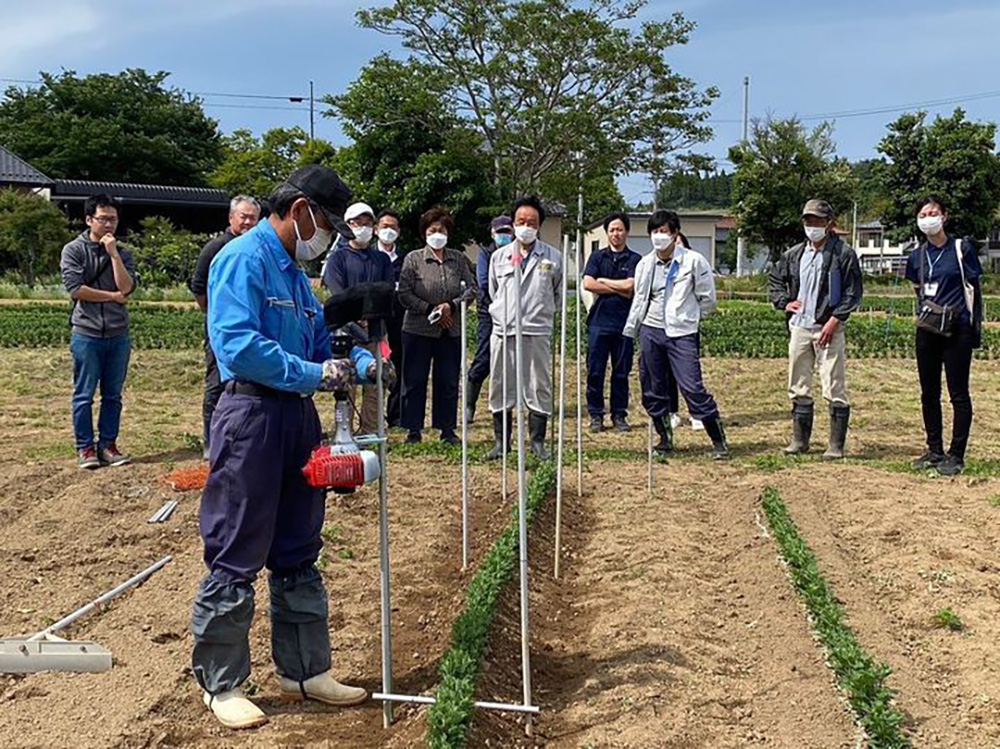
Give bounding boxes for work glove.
[366,358,397,390]
[317,358,356,392]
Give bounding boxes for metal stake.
[375,329,394,727]
[501,282,509,500]
[575,235,583,498]
[555,236,569,579]
[460,282,469,571]
[647,418,654,496]
[512,251,533,729]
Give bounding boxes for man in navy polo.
[191,165,381,731]
[583,211,642,432]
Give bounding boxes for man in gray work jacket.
[768,199,863,459]
[60,194,138,469]
[486,195,562,461]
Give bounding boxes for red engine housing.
[302,449,365,490]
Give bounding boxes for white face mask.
[650,232,675,252]
[918,215,944,236]
[294,204,332,262]
[514,225,538,245]
[351,225,374,245]
[378,227,399,246]
[804,225,827,243]
[426,232,448,250]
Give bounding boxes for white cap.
[344,202,375,222]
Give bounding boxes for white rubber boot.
[203,688,268,730]
[279,670,368,707]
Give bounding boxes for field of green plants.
[3,299,999,359]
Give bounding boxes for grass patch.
[761,486,910,748]
[932,608,965,632]
[427,460,557,749]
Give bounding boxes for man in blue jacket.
[191,165,380,731]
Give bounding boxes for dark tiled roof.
[0,146,53,186]
[52,179,228,207]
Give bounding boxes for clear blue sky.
[4,0,1000,203]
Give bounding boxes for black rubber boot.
[465,379,484,424]
[651,415,673,456]
[528,411,551,461]
[784,402,814,455]
[702,414,731,461]
[485,411,510,461]
[822,405,850,460]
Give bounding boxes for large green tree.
[357,0,716,199]
[0,69,223,186]
[729,118,855,261]
[326,55,498,249]
[0,190,72,286]
[209,126,337,200]
[878,109,1000,242]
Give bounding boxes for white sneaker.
[669,413,681,430]
[691,418,704,431]
[279,670,368,707]
[203,688,268,730]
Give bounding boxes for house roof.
[51,179,229,207]
[0,146,54,186]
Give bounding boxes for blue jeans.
[70,332,132,450]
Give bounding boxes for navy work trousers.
[191,388,332,694]
[638,326,719,421]
[586,327,634,418]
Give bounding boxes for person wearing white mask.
[768,199,863,459]
[905,195,983,476]
[322,201,394,434]
[193,166,376,730]
[623,210,728,459]
[486,195,563,460]
[376,209,405,427]
[397,207,476,445]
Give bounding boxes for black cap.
[285,165,353,237]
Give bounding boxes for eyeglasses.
[90,215,118,224]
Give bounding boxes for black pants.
[386,314,403,427]
[916,326,974,459]
[202,339,224,449]
[586,328,633,418]
[401,331,460,434]
[469,306,492,385]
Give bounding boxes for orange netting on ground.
[163,465,210,492]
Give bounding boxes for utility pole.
[309,80,315,141]
[735,75,750,277]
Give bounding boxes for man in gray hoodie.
[60,194,137,469]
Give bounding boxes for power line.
[201,102,309,112]
[0,76,308,103]
[709,88,1000,125]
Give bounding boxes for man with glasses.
[60,194,137,469]
[189,195,261,459]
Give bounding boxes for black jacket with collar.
[768,235,863,325]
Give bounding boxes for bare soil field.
[0,350,998,747]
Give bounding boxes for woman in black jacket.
[906,196,983,476]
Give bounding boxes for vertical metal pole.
[309,80,315,141]
[554,236,569,579]
[512,252,532,729]
[375,326,393,727]
[575,232,583,499]
[736,75,749,277]
[501,282,509,499]
[647,417,653,496]
[460,282,469,571]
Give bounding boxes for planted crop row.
[427,460,557,749]
[0,303,203,348]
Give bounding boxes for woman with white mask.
[397,207,476,445]
[906,195,983,476]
